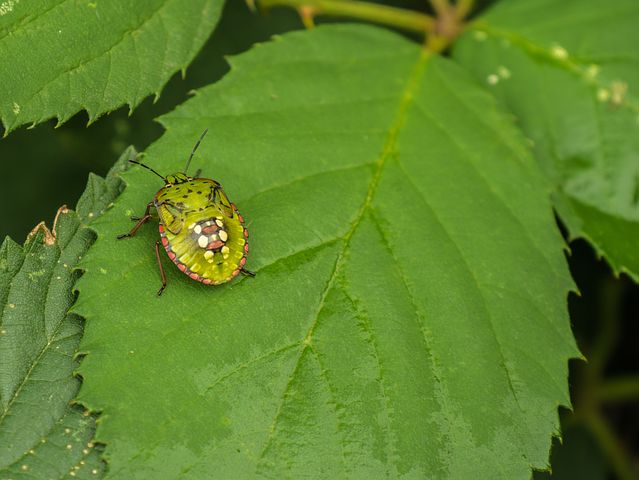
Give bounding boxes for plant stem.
[598,376,639,403]
[455,0,475,19]
[429,0,450,16]
[583,412,637,480]
[254,0,436,35]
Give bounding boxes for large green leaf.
[0,148,131,479]
[0,0,224,135]
[75,25,578,478]
[453,0,639,282]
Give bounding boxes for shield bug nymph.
[117,129,254,295]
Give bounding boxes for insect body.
[117,130,254,295]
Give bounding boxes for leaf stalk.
[252,0,436,36]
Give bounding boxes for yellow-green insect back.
[117,130,254,295]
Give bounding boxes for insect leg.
[155,241,167,296]
[117,202,154,239]
[240,268,256,277]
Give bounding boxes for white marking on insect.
[218,230,228,242]
[215,219,224,228]
[194,225,202,234]
[198,235,208,248]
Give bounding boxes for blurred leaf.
[0,148,132,479]
[453,0,639,282]
[75,25,577,478]
[0,0,225,135]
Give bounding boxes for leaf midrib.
[0,224,78,428]
[254,48,432,471]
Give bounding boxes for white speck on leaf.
[551,44,568,60]
[610,81,628,106]
[473,30,487,41]
[0,0,19,16]
[487,74,499,85]
[597,88,611,102]
[497,66,511,79]
[12,102,20,114]
[99,267,107,274]
[585,64,600,79]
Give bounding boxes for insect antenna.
[129,159,166,182]
[184,128,209,175]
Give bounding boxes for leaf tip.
[26,205,72,246]
[27,221,56,246]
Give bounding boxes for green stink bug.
[117,130,254,295]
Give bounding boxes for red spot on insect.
[243,229,249,238]
[238,215,245,223]
[232,269,240,277]
[207,240,224,250]
[178,263,187,272]
[206,240,224,250]
[159,225,165,233]
[203,278,212,285]
[161,237,169,247]
[168,252,176,261]
[240,257,247,267]
[189,272,199,280]
[244,243,249,253]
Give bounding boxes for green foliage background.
[1,1,638,479]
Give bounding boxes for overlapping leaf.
[454,0,639,281]
[0,148,131,479]
[0,0,224,135]
[74,25,578,478]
